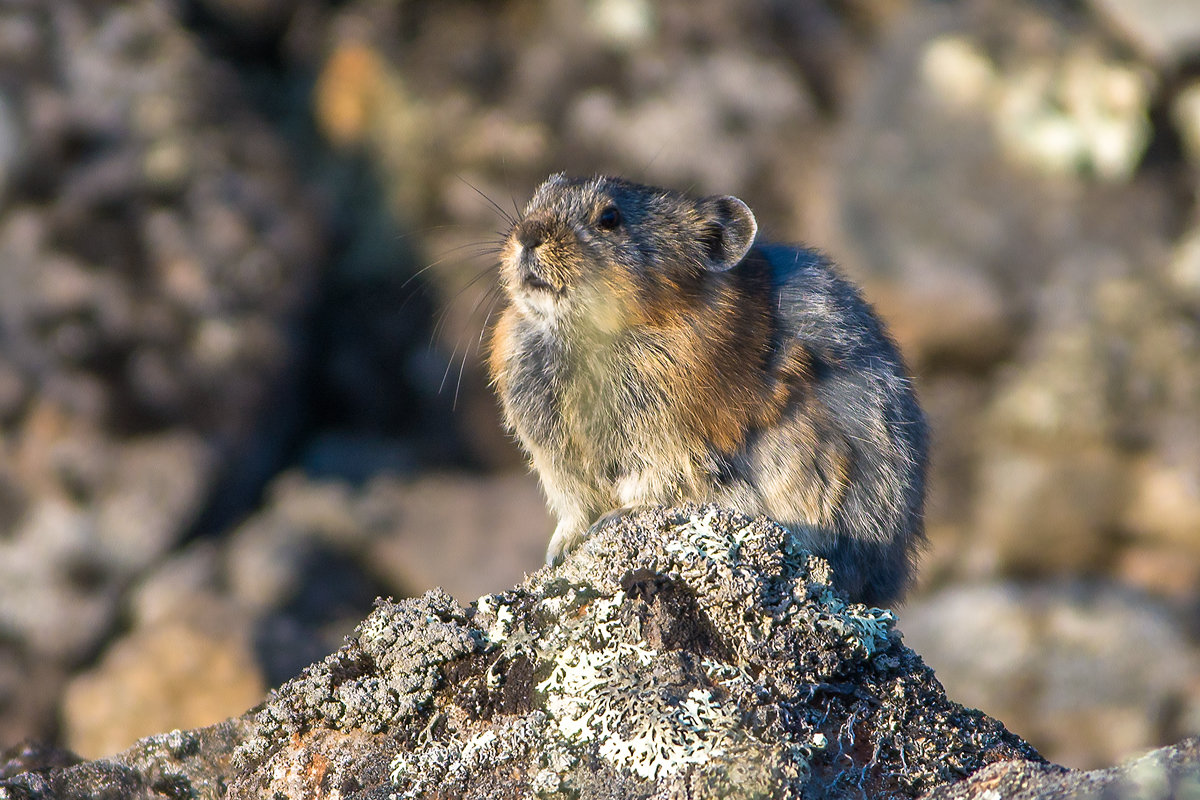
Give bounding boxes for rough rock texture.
[0,721,253,800]
[52,469,548,759]
[0,507,1041,799]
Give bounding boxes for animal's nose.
[516,218,549,250]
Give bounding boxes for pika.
[488,174,928,606]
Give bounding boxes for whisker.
[476,287,503,349]
[445,282,506,409]
[456,286,507,408]
[400,240,502,291]
[430,261,502,343]
[438,334,461,396]
[456,174,516,226]
[451,291,504,410]
[452,339,472,410]
[398,246,501,320]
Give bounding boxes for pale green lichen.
[530,507,895,786]
[669,506,897,659]
[665,506,759,563]
[811,586,897,658]
[534,593,744,782]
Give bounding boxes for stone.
[0,0,322,750]
[61,620,265,760]
[901,583,1200,769]
[362,472,550,602]
[0,506,1042,799]
[920,739,1200,800]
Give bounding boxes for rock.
[0,89,21,206]
[61,620,266,760]
[0,506,1042,799]
[920,738,1200,800]
[72,467,548,734]
[0,721,255,800]
[901,583,1200,769]
[921,31,1155,182]
[1087,0,1200,66]
[0,653,67,756]
[10,506,1200,797]
[837,2,1197,602]
[968,447,1128,577]
[224,469,549,608]
[0,510,1041,796]
[0,741,80,782]
[361,472,551,603]
[193,0,303,39]
[1167,221,1200,306]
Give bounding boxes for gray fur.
[489,175,929,606]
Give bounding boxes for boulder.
[0,506,1040,799]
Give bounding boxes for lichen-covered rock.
[283,504,1038,799]
[0,506,1037,800]
[0,721,252,800]
[9,504,1200,798]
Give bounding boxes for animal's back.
[756,244,929,604]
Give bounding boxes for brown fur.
[488,174,927,605]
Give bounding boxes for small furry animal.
[488,174,928,606]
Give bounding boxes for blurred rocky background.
[1,0,1199,774]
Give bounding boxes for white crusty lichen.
[389,714,557,799]
[389,506,903,797]
[809,582,897,658]
[665,506,759,563]
[535,590,743,781]
[474,593,515,645]
[670,506,897,659]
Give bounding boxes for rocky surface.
[0,507,1042,799]
[56,469,547,758]
[921,738,1200,800]
[2,0,1200,775]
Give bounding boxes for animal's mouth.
[515,255,561,294]
[507,237,565,302]
[521,271,555,292]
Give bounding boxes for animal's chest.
[507,335,688,475]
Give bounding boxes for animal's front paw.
[545,508,639,566]
[545,520,587,567]
[586,506,636,536]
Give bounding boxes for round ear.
[697,195,758,272]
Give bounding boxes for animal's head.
[501,174,757,332]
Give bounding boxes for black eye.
[597,204,621,231]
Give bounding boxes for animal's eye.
[597,204,621,231]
